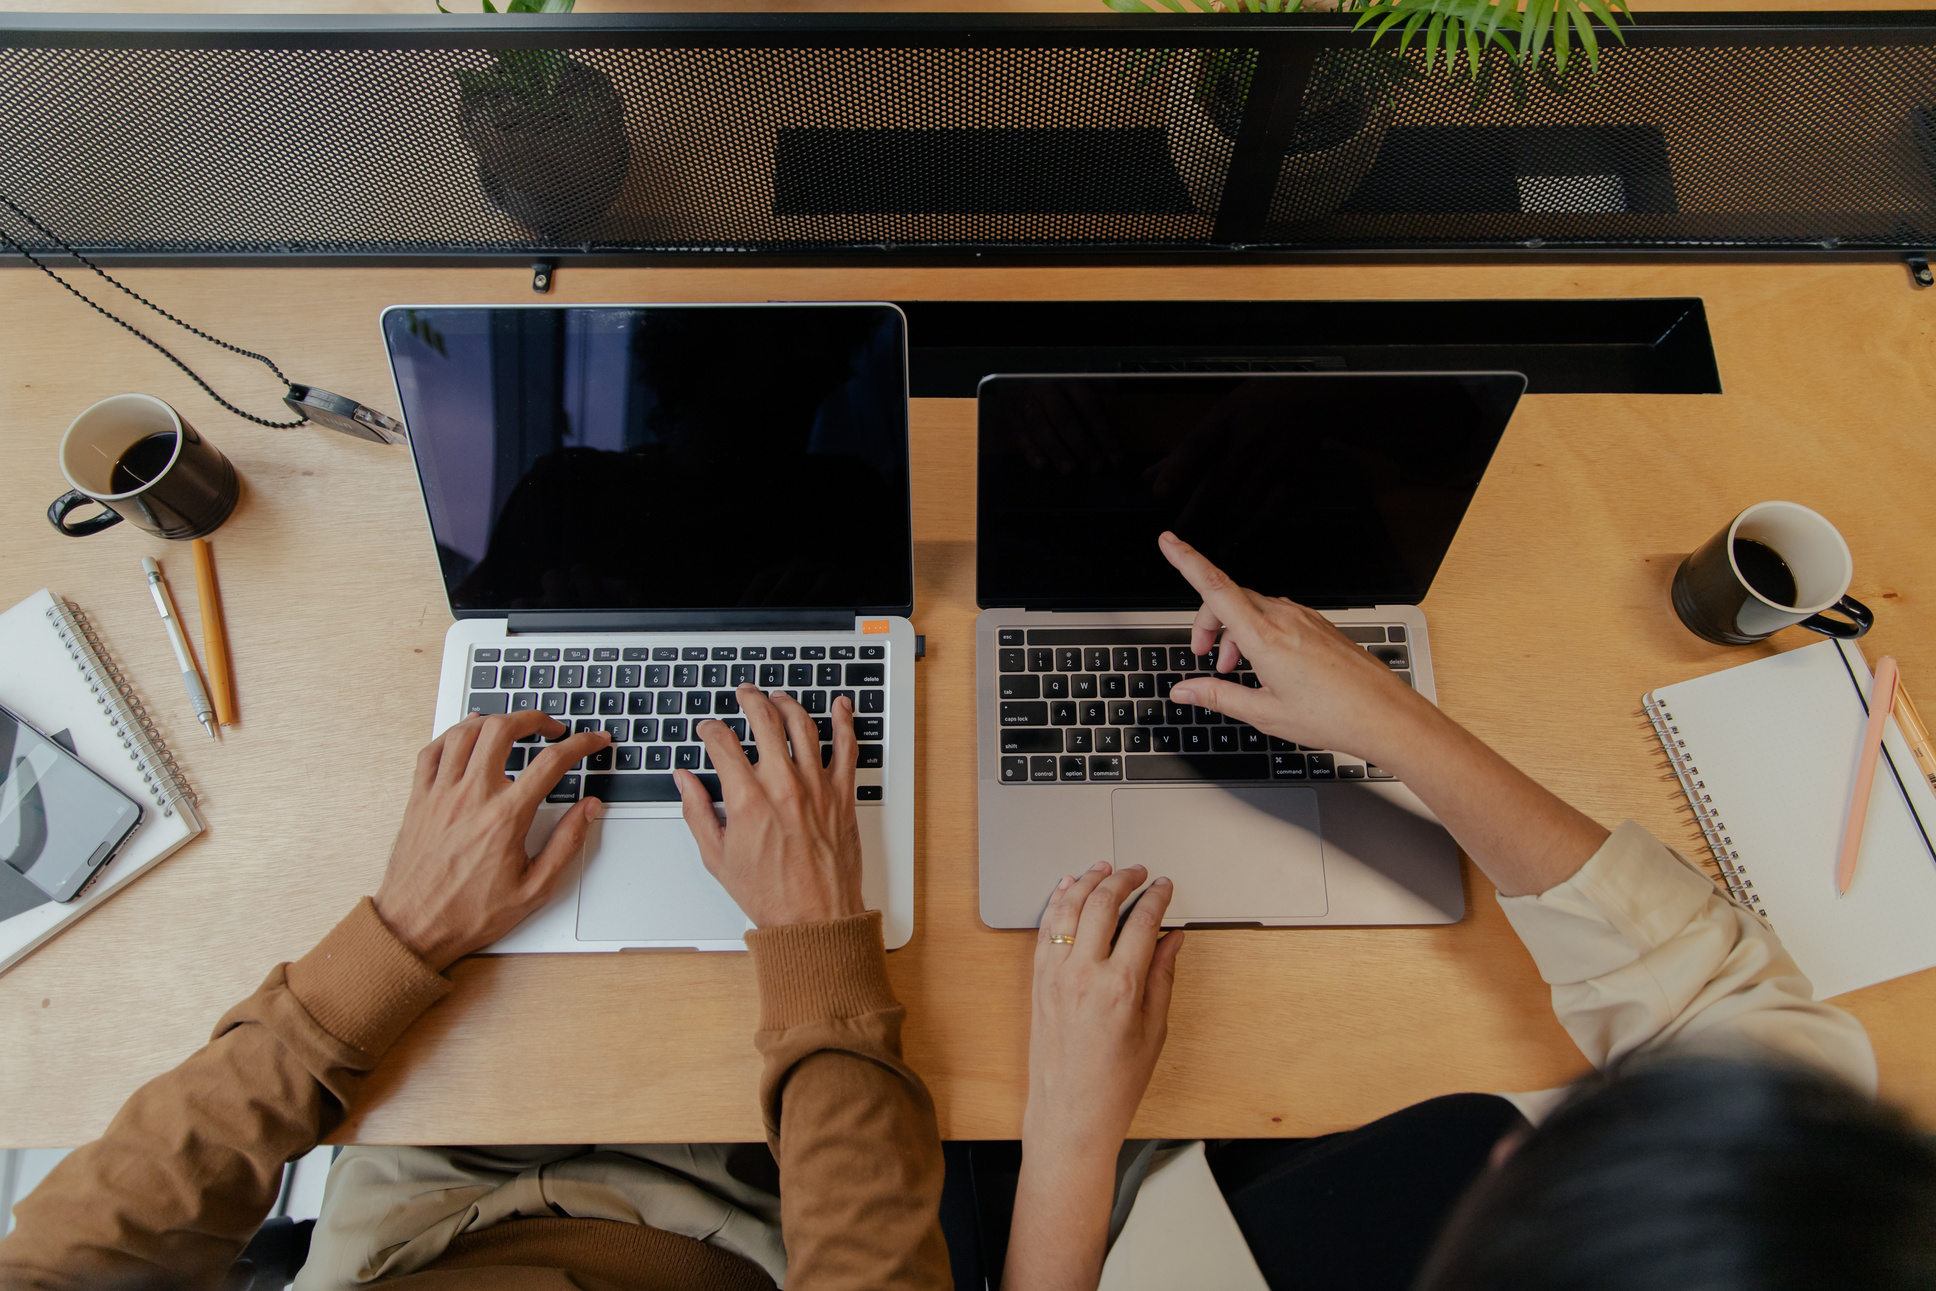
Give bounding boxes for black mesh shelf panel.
[0,14,1933,258]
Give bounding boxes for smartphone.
[0,704,142,903]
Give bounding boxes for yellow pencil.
[191,538,237,728]
[1893,673,1936,791]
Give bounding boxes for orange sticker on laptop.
[862,619,890,634]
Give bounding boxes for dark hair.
[1417,1057,1936,1291]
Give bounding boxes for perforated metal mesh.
[0,18,1932,257]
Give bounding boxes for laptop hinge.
[506,609,858,635]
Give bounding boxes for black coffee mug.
[46,394,239,540]
[1671,500,1872,645]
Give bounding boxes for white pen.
[143,556,218,741]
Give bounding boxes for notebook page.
[1651,639,1936,999]
[0,589,200,974]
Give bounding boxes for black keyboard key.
[860,689,885,713]
[1369,644,1411,670]
[813,717,833,741]
[1156,673,1181,698]
[831,645,855,660]
[1030,755,1058,782]
[586,771,721,802]
[831,689,856,710]
[1183,728,1210,754]
[1141,647,1167,671]
[642,665,668,688]
[742,646,768,661]
[1028,648,1054,672]
[715,691,741,714]
[1002,701,1048,727]
[599,692,625,715]
[1089,755,1124,781]
[1050,701,1078,726]
[1085,647,1110,672]
[1169,646,1195,671]
[574,718,602,735]
[861,644,884,659]
[546,774,581,803]
[616,664,641,688]
[1212,728,1238,753]
[858,745,884,768]
[999,629,1025,647]
[622,647,651,661]
[1129,674,1156,699]
[673,664,698,689]
[1056,647,1082,672]
[702,664,727,688]
[511,692,538,712]
[1195,652,1216,671]
[1338,625,1386,643]
[530,665,556,688]
[1126,753,1270,781]
[816,663,841,687]
[541,692,568,715]
[1101,674,1127,699]
[1368,765,1395,779]
[712,646,738,660]
[1269,735,1293,751]
[731,664,757,686]
[1078,700,1106,725]
[505,747,526,772]
[1107,699,1134,725]
[1272,752,1307,779]
[1240,726,1267,751]
[633,718,659,742]
[1166,701,1192,725]
[470,665,498,689]
[628,691,654,715]
[616,745,643,770]
[1001,729,1062,754]
[1388,626,1407,643]
[1153,728,1181,753]
[801,646,826,660]
[645,746,671,770]
[856,784,883,802]
[759,663,785,687]
[534,648,560,662]
[587,747,615,771]
[592,647,618,662]
[675,746,702,769]
[803,690,828,714]
[656,691,683,715]
[565,648,591,662]
[473,648,501,663]
[1067,728,1093,753]
[855,716,884,741]
[652,646,679,661]
[498,665,526,688]
[1060,755,1087,782]
[1126,728,1152,753]
[1338,764,1366,779]
[587,665,612,687]
[1044,675,1070,700]
[687,691,712,715]
[544,721,571,743]
[682,647,708,661]
[570,692,597,716]
[771,646,797,660]
[1113,647,1139,672]
[1194,706,1222,726]
[559,664,585,688]
[845,662,885,686]
[1394,671,1414,688]
[787,664,813,688]
[1133,699,1162,725]
[1072,674,1097,699]
[1001,755,1029,783]
[1307,753,1337,780]
[1000,648,1027,672]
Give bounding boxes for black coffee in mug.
[1673,501,1871,645]
[47,395,239,541]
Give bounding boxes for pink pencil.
[1838,654,1900,896]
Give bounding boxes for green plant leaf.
[1570,3,1599,72]
[1153,0,1187,12]
[1106,0,1156,10]
[1423,10,1444,76]
[1580,0,1625,44]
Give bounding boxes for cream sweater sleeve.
[1497,820,1876,1111]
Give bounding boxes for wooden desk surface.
[2,258,1933,1148]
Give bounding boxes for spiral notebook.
[0,588,205,976]
[1644,639,1936,999]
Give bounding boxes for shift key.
[1001,701,1049,726]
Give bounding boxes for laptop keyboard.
[464,642,889,804]
[994,628,1411,785]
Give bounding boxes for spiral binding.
[1643,694,1765,919]
[43,599,198,821]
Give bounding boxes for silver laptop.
[975,371,1527,929]
[384,302,916,952]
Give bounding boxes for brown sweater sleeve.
[0,899,449,1291]
[746,911,950,1291]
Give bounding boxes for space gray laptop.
[384,302,917,952]
[975,371,1527,929]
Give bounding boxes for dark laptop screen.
[977,372,1524,611]
[384,304,912,616]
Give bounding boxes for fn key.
[856,785,883,801]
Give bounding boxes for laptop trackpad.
[1111,787,1327,919]
[575,817,749,943]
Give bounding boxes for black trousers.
[940,1093,1527,1291]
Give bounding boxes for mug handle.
[46,490,122,537]
[1801,595,1874,639]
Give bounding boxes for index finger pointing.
[1159,532,1259,643]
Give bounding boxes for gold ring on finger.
[1048,933,1077,945]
